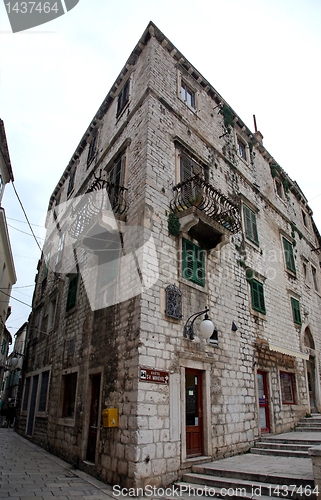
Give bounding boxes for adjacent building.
[17,23,321,488]
[0,119,17,407]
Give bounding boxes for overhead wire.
[11,182,44,253]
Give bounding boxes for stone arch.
[302,324,320,413]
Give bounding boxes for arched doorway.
[304,328,317,413]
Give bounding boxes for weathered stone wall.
[17,24,321,490]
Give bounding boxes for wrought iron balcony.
[170,174,241,234]
[69,174,127,239]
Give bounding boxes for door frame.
[185,368,204,457]
[180,360,211,463]
[257,370,270,433]
[81,368,103,463]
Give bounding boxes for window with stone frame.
[182,238,205,287]
[249,278,266,314]
[243,204,259,246]
[290,297,302,325]
[22,377,31,412]
[47,295,58,332]
[116,78,130,117]
[87,132,98,166]
[180,80,196,109]
[61,372,78,418]
[38,371,50,412]
[67,168,76,197]
[238,139,247,161]
[66,275,79,312]
[275,178,284,200]
[106,151,126,210]
[312,265,319,292]
[282,237,296,274]
[280,371,296,404]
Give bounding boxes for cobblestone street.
[0,429,115,499]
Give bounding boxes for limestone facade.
[17,23,321,488]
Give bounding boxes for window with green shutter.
[243,204,259,246]
[182,238,205,287]
[66,275,78,311]
[282,237,296,274]
[291,297,302,325]
[250,278,266,314]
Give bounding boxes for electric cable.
[11,182,43,252]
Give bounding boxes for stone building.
[17,22,321,488]
[0,119,17,402]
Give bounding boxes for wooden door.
[185,369,203,457]
[86,374,101,462]
[257,370,270,433]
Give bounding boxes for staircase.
[176,416,321,499]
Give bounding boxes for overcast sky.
[1,0,320,339]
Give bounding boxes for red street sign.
[139,367,169,384]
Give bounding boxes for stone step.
[259,435,321,445]
[254,441,311,452]
[175,480,271,499]
[180,474,318,499]
[251,447,309,458]
[297,421,321,427]
[295,426,321,432]
[191,463,314,487]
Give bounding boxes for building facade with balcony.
[17,23,321,488]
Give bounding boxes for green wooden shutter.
[283,238,296,273]
[291,298,302,325]
[182,238,205,287]
[251,279,266,314]
[243,205,259,246]
[66,275,78,311]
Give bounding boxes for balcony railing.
[69,175,127,239]
[170,174,241,233]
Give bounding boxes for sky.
[0,0,320,341]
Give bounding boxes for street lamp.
[183,307,215,341]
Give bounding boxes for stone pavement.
[0,429,115,500]
[1,428,320,499]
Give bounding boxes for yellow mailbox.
[102,408,119,428]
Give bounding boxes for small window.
[61,372,77,418]
[280,372,296,404]
[87,133,98,166]
[312,265,319,292]
[303,262,309,285]
[55,233,65,266]
[182,238,205,287]
[243,204,259,246]
[67,169,76,197]
[302,210,308,228]
[282,237,296,274]
[48,296,57,331]
[1,340,6,355]
[22,377,31,411]
[117,79,130,116]
[106,152,126,210]
[181,81,196,109]
[66,275,78,311]
[238,140,247,161]
[249,278,266,314]
[38,371,50,412]
[275,178,284,199]
[291,297,302,325]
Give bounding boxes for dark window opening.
[62,372,77,418]
[117,79,130,116]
